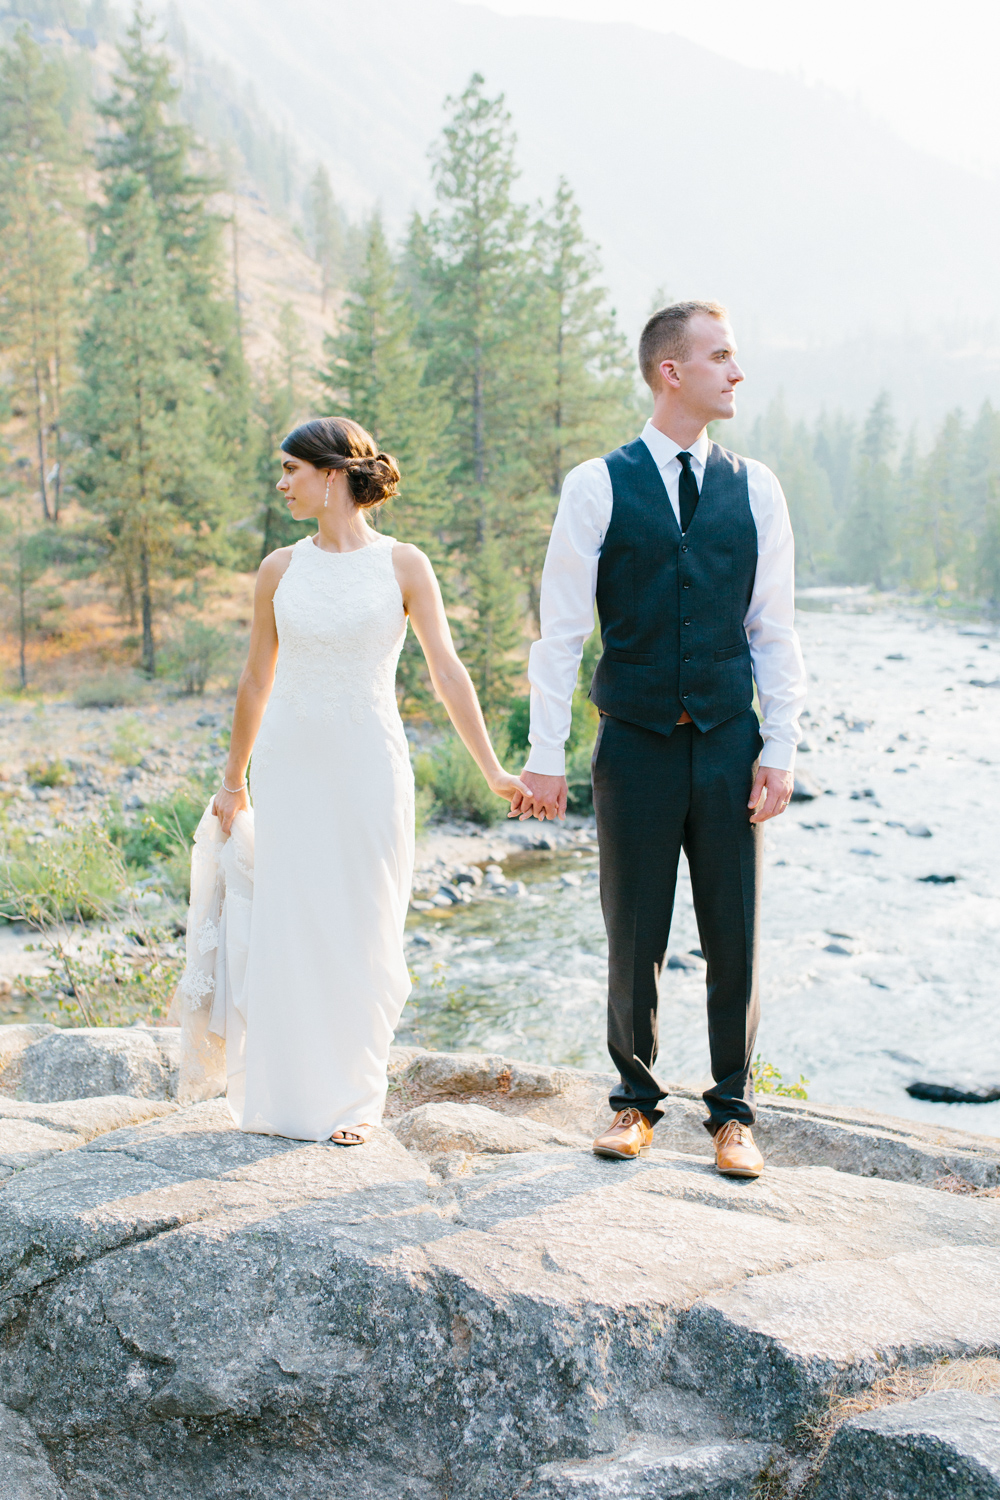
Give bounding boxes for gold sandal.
[330,1123,372,1148]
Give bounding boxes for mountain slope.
[160,0,1000,419]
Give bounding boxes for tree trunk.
[17,538,28,691]
[33,371,51,523]
[140,540,155,676]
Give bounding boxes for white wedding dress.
[171,530,414,1139]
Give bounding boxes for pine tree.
[532,178,634,499]
[914,410,965,592]
[95,5,249,497]
[73,175,215,676]
[839,392,897,588]
[409,74,539,715]
[461,529,522,722]
[734,397,835,579]
[254,304,314,563]
[307,164,344,313]
[964,402,1000,601]
[414,74,533,524]
[511,177,634,615]
[0,28,85,522]
[320,214,448,553]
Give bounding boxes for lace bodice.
[269,532,407,724]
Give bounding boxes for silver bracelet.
[222,779,246,794]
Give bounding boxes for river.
[402,599,1000,1137]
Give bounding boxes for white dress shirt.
[525,420,807,776]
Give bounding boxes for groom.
[513,301,806,1178]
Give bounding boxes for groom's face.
[662,313,744,422]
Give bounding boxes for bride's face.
[277,454,327,518]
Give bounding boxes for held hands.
[212,783,250,836]
[748,766,794,824]
[507,771,568,823]
[485,768,535,817]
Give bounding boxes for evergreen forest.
[3,2,1000,766]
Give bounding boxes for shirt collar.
[641,419,710,472]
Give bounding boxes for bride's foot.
[330,1123,373,1147]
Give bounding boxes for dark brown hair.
[280,416,400,509]
[638,300,728,390]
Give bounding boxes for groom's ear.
[658,358,682,390]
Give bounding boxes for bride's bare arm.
[393,543,531,812]
[213,549,291,834]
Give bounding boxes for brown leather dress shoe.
[713,1120,764,1179]
[592,1108,653,1160]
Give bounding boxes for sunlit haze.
[455,0,1000,177]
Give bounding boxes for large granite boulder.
[3,1096,1000,1497]
[2,1035,1000,1496]
[814,1390,1000,1498]
[19,1026,181,1103]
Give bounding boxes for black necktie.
[676,451,699,533]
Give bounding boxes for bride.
[184,415,528,1146]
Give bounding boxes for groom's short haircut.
[639,300,728,390]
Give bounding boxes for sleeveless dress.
[173,530,415,1140]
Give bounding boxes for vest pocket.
[713,643,747,662]
[604,649,653,665]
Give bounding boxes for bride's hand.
[212,784,249,836]
[486,770,539,820]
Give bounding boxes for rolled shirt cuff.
[759,737,797,773]
[524,745,567,777]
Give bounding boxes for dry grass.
[934,1172,1000,1198]
[775,1356,1000,1497]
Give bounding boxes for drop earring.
[323,474,330,509]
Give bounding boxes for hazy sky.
[456,0,1000,177]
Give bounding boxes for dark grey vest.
[589,437,758,737]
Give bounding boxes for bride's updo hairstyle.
[280,417,400,510]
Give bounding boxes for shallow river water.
[401,602,1000,1137]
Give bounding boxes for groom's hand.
[510,771,567,822]
[748,767,794,823]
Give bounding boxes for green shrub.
[0,823,127,927]
[111,788,204,868]
[111,714,151,766]
[106,784,208,903]
[414,783,436,840]
[506,695,530,757]
[565,742,595,814]
[73,669,145,709]
[413,734,509,826]
[14,932,182,1026]
[26,758,73,788]
[161,620,231,695]
[753,1054,809,1099]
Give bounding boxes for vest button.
[683,654,692,662]
[681,545,689,553]
[682,581,690,589]
[683,618,691,626]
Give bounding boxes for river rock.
[813,1391,1000,1498]
[390,1101,582,1155]
[19,1026,181,1102]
